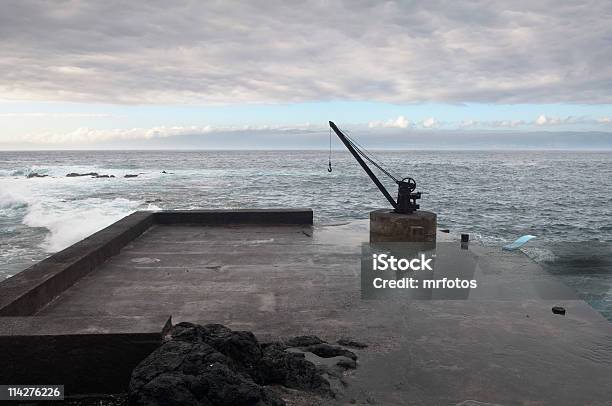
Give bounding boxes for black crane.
[328,121,421,214]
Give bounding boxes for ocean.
[1,150,611,320]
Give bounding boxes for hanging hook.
[327,127,333,172]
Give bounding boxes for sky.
[1,0,612,150]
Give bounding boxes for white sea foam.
[23,198,159,252]
[0,183,33,221]
[1,174,159,253]
[521,247,557,263]
[0,188,29,209]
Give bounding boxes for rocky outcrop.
[336,338,368,349]
[128,323,362,406]
[124,174,138,178]
[284,336,325,347]
[299,343,357,360]
[65,172,115,178]
[26,172,48,178]
[66,172,99,177]
[256,343,330,393]
[129,339,282,406]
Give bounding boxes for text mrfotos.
[371,253,478,290]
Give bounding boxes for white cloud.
[368,116,411,129]
[421,117,438,128]
[534,114,572,126]
[429,115,609,129]
[459,119,478,128]
[368,116,439,129]
[1,1,612,104]
[460,119,534,128]
[535,114,548,125]
[8,115,612,148]
[17,123,323,144]
[20,126,209,144]
[534,115,582,126]
[494,120,526,128]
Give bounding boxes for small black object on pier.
[552,306,566,315]
[328,121,421,214]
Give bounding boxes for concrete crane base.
[370,209,437,242]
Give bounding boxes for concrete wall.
[0,212,155,317]
[0,315,171,394]
[0,209,312,395]
[0,209,313,316]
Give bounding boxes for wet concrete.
[33,220,612,405]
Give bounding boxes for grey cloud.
[1,0,612,104]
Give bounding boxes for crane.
[328,121,421,214]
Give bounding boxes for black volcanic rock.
[66,172,99,177]
[128,323,360,406]
[171,323,263,373]
[129,338,282,406]
[552,306,566,315]
[27,172,48,178]
[301,344,357,361]
[284,335,326,347]
[65,172,117,178]
[255,343,331,394]
[337,338,368,349]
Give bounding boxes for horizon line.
[2,148,612,152]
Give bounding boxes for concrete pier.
[0,209,611,405]
[370,209,437,242]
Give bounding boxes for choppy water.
[1,150,611,320]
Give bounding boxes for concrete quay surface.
[0,209,611,405]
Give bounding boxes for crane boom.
[328,121,421,214]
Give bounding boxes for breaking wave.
[0,178,159,254]
[0,188,29,210]
[22,197,155,252]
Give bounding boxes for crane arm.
[328,121,398,209]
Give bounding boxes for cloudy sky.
[1,0,612,149]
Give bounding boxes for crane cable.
[343,132,400,183]
[328,127,333,172]
[326,124,401,183]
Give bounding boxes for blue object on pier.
[503,235,536,251]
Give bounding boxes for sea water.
[1,150,611,320]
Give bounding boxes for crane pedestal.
[370,209,437,243]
